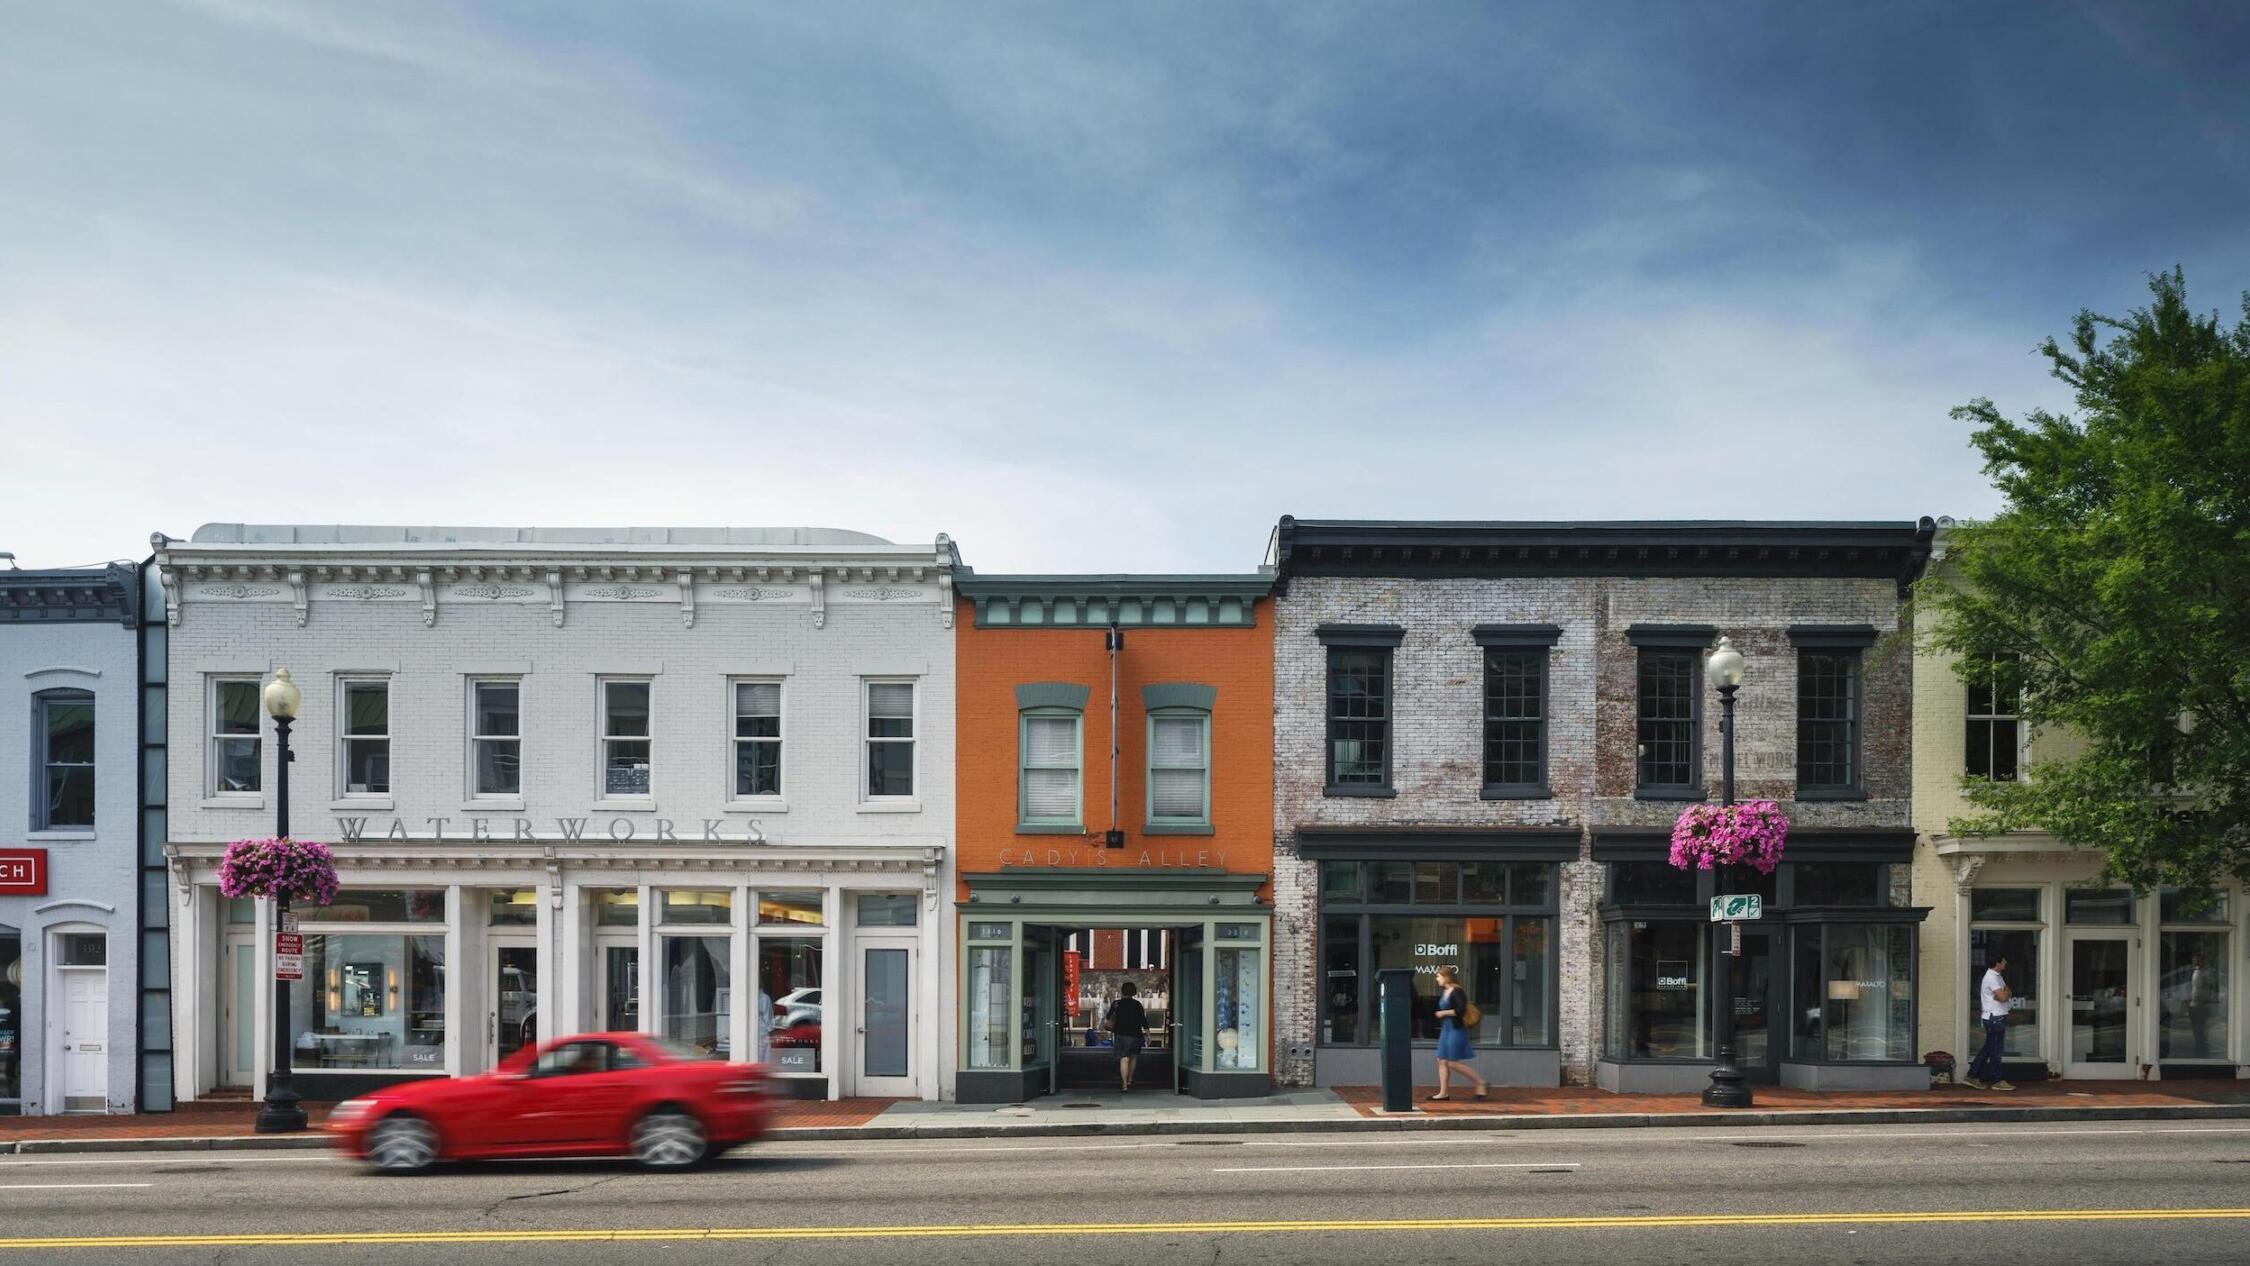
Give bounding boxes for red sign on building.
[0,849,47,896]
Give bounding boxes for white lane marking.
[0,1182,154,1191]
[1688,1126,2250,1143]
[0,1155,348,1169]
[762,1136,1503,1159]
[1214,1162,1581,1174]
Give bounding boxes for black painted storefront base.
[1181,1067,1272,1099]
[956,1069,1047,1104]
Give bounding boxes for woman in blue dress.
[1430,965,1487,1101]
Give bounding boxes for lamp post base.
[1702,1058,1755,1109]
[255,1084,308,1134]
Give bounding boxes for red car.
[324,1032,773,1173]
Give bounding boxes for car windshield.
[648,1037,723,1063]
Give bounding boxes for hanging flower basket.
[216,836,339,906]
[1668,801,1790,874]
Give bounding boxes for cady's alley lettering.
[336,817,767,845]
[994,846,1227,869]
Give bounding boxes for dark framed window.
[1475,624,1559,797]
[1796,650,1861,793]
[1317,859,1559,1048]
[1324,641,1394,793]
[1966,653,2021,781]
[1635,649,1699,793]
[36,690,95,830]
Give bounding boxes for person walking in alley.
[1106,982,1148,1092]
[1428,966,1487,1101]
[1966,954,2016,1091]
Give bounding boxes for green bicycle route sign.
[1709,894,1763,922]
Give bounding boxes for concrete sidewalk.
[7,1080,2247,1153]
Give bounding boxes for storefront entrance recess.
[1045,927,1184,1093]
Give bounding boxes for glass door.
[599,941,640,1034]
[1715,925,1781,1084]
[222,932,257,1087]
[853,940,917,1097]
[2065,932,2138,1076]
[1024,928,1056,1095]
[489,941,538,1068]
[1177,925,1204,1088]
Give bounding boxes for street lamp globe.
[1705,636,1745,690]
[264,667,302,720]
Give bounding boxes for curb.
[8,1102,2247,1154]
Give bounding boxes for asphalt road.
[4,1121,2249,1264]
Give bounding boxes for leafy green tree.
[1923,268,2250,896]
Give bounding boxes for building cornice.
[1270,516,1936,596]
[954,571,1273,629]
[0,563,139,627]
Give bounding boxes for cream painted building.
[1913,521,2239,1081]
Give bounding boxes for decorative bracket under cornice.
[936,569,954,628]
[677,570,696,628]
[416,570,436,627]
[1948,854,1987,894]
[287,570,308,627]
[547,570,565,627]
[809,568,827,630]
[160,567,181,628]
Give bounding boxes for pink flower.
[1668,801,1789,875]
[216,837,339,905]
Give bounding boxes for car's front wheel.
[364,1114,439,1174]
[630,1107,708,1169]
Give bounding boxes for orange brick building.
[951,574,1275,1102]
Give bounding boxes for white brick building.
[158,525,957,1105]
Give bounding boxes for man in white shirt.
[1965,955,2016,1090]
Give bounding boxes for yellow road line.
[4,1208,2250,1250]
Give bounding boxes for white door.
[58,966,109,1112]
[2064,931,2139,1078]
[223,934,257,1087]
[852,939,917,1097]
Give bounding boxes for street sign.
[279,911,300,935]
[0,849,47,896]
[275,932,304,981]
[1709,894,1763,922]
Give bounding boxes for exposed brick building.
[1268,518,1934,1090]
[951,572,1275,1101]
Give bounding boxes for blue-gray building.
[1,562,148,1114]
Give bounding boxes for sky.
[4,2,2247,573]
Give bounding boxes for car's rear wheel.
[630,1107,708,1169]
[365,1114,439,1173]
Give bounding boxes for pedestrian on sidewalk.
[1429,966,1487,1102]
[1106,982,1148,1092]
[1966,955,2016,1091]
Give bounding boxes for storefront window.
[2160,888,2230,924]
[321,890,444,923]
[758,891,823,926]
[1215,947,1260,1070]
[1968,927,2041,1058]
[290,934,446,1072]
[2160,929,2230,1062]
[759,937,822,1073]
[1789,863,1896,908]
[1319,859,1557,1048]
[1604,920,1704,1060]
[662,936,730,1058]
[1971,888,2040,923]
[1792,923,1914,1061]
[856,894,918,927]
[966,946,1011,1070]
[0,930,20,1108]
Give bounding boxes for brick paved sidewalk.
[0,1097,895,1142]
[1336,1079,2250,1117]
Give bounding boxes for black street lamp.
[254,668,308,1135]
[1701,637,1754,1110]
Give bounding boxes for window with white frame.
[1966,653,2021,781]
[601,679,653,798]
[469,679,521,798]
[35,690,95,830]
[210,678,262,795]
[339,678,391,796]
[865,681,916,799]
[1019,710,1081,827]
[1147,711,1210,826]
[732,680,782,799]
